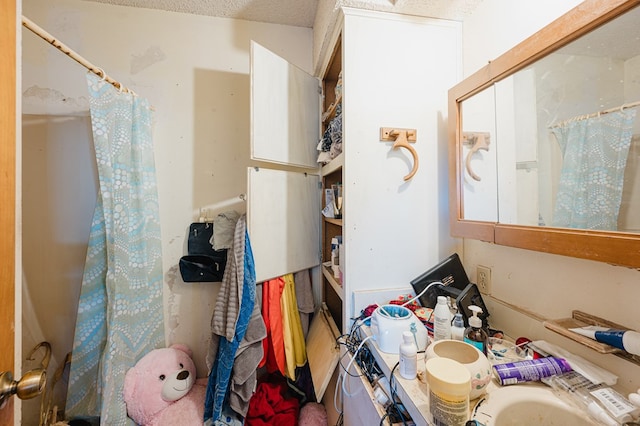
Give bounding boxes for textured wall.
[21,1,312,416]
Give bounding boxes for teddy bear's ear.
[169,343,192,358]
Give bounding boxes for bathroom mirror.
[449,0,640,268]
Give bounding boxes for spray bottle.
[464,305,488,355]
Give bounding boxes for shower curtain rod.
[22,15,133,94]
[549,99,640,128]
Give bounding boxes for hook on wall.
[380,127,419,181]
[463,132,490,181]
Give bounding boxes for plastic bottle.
[464,305,488,355]
[542,372,627,426]
[451,313,465,341]
[433,296,452,341]
[399,331,418,380]
[331,236,341,279]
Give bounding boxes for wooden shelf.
[321,152,344,177]
[324,217,343,227]
[322,262,343,301]
[544,310,640,366]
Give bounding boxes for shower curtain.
[551,108,636,230]
[66,73,165,424]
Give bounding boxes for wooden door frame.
[1,0,17,424]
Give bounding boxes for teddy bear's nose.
[177,370,189,380]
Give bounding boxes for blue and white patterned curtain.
[66,73,165,423]
[551,108,636,230]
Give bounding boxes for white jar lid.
[425,357,471,394]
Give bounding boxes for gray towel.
[211,214,245,341]
[294,269,315,338]
[229,295,266,416]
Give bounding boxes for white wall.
[461,0,640,394]
[21,0,312,398]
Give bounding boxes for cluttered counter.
[337,253,640,425]
[355,322,637,426]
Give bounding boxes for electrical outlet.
[477,265,492,295]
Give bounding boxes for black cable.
[388,362,410,426]
[379,412,390,426]
[339,308,419,424]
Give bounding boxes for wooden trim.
[448,0,640,269]
[495,225,640,268]
[451,0,640,104]
[0,0,16,423]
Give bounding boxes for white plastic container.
[433,296,452,341]
[370,304,429,353]
[425,357,471,426]
[426,339,492,400]
[451,313,465,341]
[399,331,417,380]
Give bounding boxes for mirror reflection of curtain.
[550,108,637,230]
[66,73,165,423]
[618,135,640,231]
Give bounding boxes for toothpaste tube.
[569,326,640,356]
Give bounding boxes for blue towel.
[204,229,255,422]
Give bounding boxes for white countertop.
[361,325,431,424]
[361,325,501,425]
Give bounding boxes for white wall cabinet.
[250,7,461,326]
[248,7,462,422]
[322,9,463,331]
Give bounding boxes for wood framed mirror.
[449,0,640,268]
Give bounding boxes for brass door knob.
[0,342,51,409]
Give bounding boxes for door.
[0,0,17,424]
[250,41,319,169]
[248,41,321,283]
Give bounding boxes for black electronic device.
[455,283,490,328]
[410,253,491,328]
[410,253,470,309]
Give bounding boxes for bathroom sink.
[471,383,597,425]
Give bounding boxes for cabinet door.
[250,41,320,168]
[248,42,321,283]
[248,168,320,282]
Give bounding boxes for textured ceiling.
[80,0,484,28]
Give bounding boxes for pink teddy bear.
[124,344,207,425]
